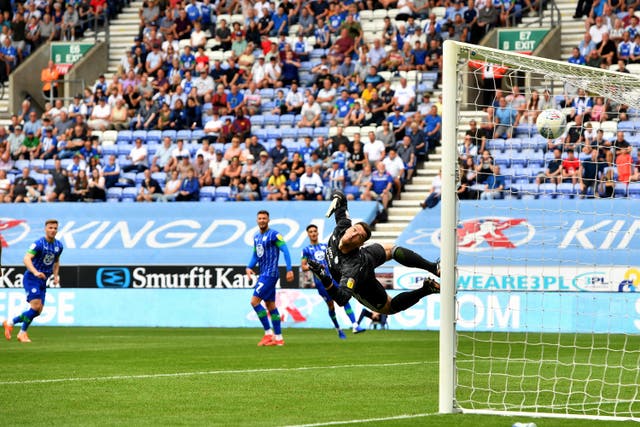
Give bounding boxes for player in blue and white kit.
[246,210,294,347]
[301,224,365,339]
[3,219,63,343]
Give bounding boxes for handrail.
[509,0,561,28]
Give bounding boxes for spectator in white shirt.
[382,147,405,196]
[393,77,416,112]
[299,164,324,200]
[363,131,386,165]
[87,97,112,130]
[123,138,149,173]
[298,95,322,127]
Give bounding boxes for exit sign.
[497,29,549,54]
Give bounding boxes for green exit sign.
[497,29,549,54]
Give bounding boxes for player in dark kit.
[307,191,440,315]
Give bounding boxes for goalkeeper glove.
[307,259,328,280]
[325,190,346,218]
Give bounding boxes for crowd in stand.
[0,0,541,205]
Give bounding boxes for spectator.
[123,138,149,173]
[265,166,288,200]
[285,170,303,200]
[480,164,505,200]
[536,148,563,185]
[209,149,229,187]
[476,149,494,184]
[316,78,337,112]
[151,137,174,173]
[71,169,89,202]
[367,161,394,209]
[175,167,200,201]
[332,90,354,124]
[130,96,158,130]
[9,167,40,203]
[269,138,289,170]
[615,142,640,183]
[41,60,59,100]
[423,105,442,154]
[88,97,112,130]
[561,150,581,185]
[102,154,120,188]
[254,150,274,185]
[323,158,345,198]
[298,94,322,128]
[493,97,517,138]
[578,146,604,198]
[363,131,386,165]
[86,169,106,201]
[568,46,586,65]
[299,164,324,200]
[137,168,162,201]
[382,147,405,196]
[396,135,416,181]
[595,31,617,66]
[420,169,442,209]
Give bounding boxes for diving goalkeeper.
[307,190,440,315]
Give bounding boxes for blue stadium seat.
[121,187,138,202]
[280,114,295,127]
[117,130,133,144]
[31,172,46,185]
[30,159,44,171]
[118,144,133,156]
[297,127,313,139]
[514,123,536,137]
[177,130,192,141]
[14,159,29,171]
[215,186,231,200]
[132,130,147,142]
[106,187,122,202]
[102,145,118,156]
[618,121,634,133]
[615,182,629,198]
[504,138,522,152]
[251,115,265,127]
[344,185,361,200]
[200,186,216,200]
[485,138,505,153]
[145,130,161,143]
[539,183,557,199]
[259,88,275,99]
[628,183,640,198]
[192,129,205,142]
[512,182,538,199]
[263,115,280,127]
[557,182,576,199]
[152,172,166,186]
[267,129,281,139]
[281,128,297,139]
[253,128,268,141]
[162,130,177,141]
[135,172,145,185]
[313,127,329,138]
[43,159,56,170]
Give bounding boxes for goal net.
[439,41,640,422]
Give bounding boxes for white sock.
[275,334,283,340]
[7,319,13,326]
[265,329,273,336]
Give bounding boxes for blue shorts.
[253,275,279,302]
[23,274,47,303]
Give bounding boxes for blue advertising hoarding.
[0,202,378,266]
[396,199,640,267]
[1,288,638,333]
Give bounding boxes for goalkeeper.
[307,190,440,315]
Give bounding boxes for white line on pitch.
[0,361,433,386]
[281,412,436,427]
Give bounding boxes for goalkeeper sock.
[389,287,430,314]
[357,309,373,325]
[252,304,271,332]
[328,309,340,329]
[13,308,39,332]
[392,246,438,276]
[269,308,282,335]
[343,302,357,324]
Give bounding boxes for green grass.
[0,328,636,427]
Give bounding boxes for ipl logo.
[0,219,30,248]
[432,217,535,252]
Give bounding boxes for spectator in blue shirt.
[366,162,394,209]
[424,105,442,153]
[567,47,586,66]
[185,0,200,22]
[494,97,517,138]
[271,5,289,36]
[480,165,505,200]
[176,167,200,201]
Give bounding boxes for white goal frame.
[438,40,640,422]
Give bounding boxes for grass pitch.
[0,328,635,427]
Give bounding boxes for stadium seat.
[177,130,192,141]
[281,128,298,139]
[118,144,133,156]
[557,183,576,199]
[121,186,138,201]
[485,139,505,153]
[102,130,118,142]
[192,129,205,142]
[614,183,629,198]
[279,114,295,127]
[162,130,177,141]
[146,130,162,143]
[512,182,538,199]
[135,172,145,185]
[43,159,56,170]
[117,130,133,144]
[628,183,640,198]
[344,185,361,200]
[297,127,313,139]
[215,186,231,200]
[106,187,122,202]
[30,159,44,171]
[263,115,280,127]
[618,121,634,133]
[102,145,118,157]
[313,127,329,138]
[200,186,216,200]
[251,115,265,127]
[539,183,557,199]
[132,130,147,141]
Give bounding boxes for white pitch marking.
[0,361,433,386]
[281,412,436,427]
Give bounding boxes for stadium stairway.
[105,1,144,78]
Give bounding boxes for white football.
[536,109,566,139]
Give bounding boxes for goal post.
[439,40,640,421]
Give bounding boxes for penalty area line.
[0,360,433,386]
[281,412,437,427]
